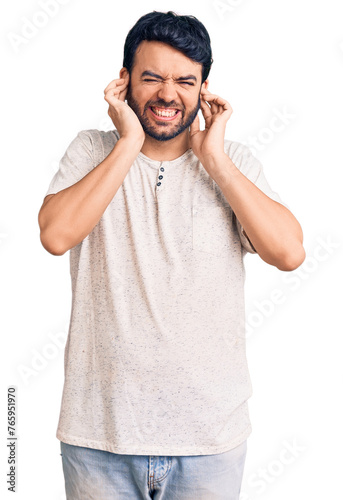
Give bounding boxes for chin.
[145,129,183,142]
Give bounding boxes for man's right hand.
[104,74,145,144]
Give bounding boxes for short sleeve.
[225,140,290,254]
[44,130,96,197]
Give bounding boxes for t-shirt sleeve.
[225,141,290,254]
[44,130,96,197]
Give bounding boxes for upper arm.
[43,130,95,198]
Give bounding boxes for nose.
[156,82,179,103]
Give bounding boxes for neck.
[140,130,191,161]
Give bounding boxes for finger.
[201,93,220,114]
[104,87,125,104]
[104,78,127,94]
[103,82,127,97]
[104,87,122,100]
[203,94,232,116]
[217,100,233,117]
[201,92,220,100]
[104,79,129,98]
[118,85,128,102]
[205,97,219,114]
[106,73,128,88]
[200,97,212,117]
[222,103,233,117]
[200,99,213,128]
[202,94,231,109]
[104,78,124,92]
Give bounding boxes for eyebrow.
[141,70,197,83]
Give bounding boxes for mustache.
[148,101,183,111]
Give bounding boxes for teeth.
[151,107,178,117]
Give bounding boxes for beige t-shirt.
[45,128,287,456]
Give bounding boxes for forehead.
[133,40,202,79]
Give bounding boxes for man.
[38,10,305,500]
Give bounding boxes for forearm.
[205,153,305,271]
[39,136,143,255]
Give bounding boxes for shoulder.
[223,138,263,176]
[76,128,119,147]
[95,128,120,146]
[74,128,120,160]
[223,138,255,161]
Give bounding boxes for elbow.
[276,244,306,272]
[38,211,68,256]
[40,230,67,256]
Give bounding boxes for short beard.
[126,81,201,142]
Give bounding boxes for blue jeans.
[60,439,247,499]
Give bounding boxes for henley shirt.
[44,128,287,456]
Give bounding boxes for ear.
[119,67,130,80]
[201,79,209,91]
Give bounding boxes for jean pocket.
[192,204,234,257]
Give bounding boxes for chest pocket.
[192,204,237,257]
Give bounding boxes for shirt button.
[160,167,165,172]
[157,182,161,186]
[158,175,163,180]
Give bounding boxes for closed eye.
[143,79,194,86]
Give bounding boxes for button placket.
[156,163,165,187]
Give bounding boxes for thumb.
[118,86,128,102]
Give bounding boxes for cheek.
[185,94,200,109]
[135,88,154,107]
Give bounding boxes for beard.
[125,81,201,142]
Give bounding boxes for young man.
[38,10,305,500]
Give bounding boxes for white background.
[1,0,342,498]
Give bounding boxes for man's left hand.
[189,88,232,167]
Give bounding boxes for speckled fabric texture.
[45,128,286,456]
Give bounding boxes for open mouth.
[149,106,181,121]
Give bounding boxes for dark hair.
[123,11,213,84]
